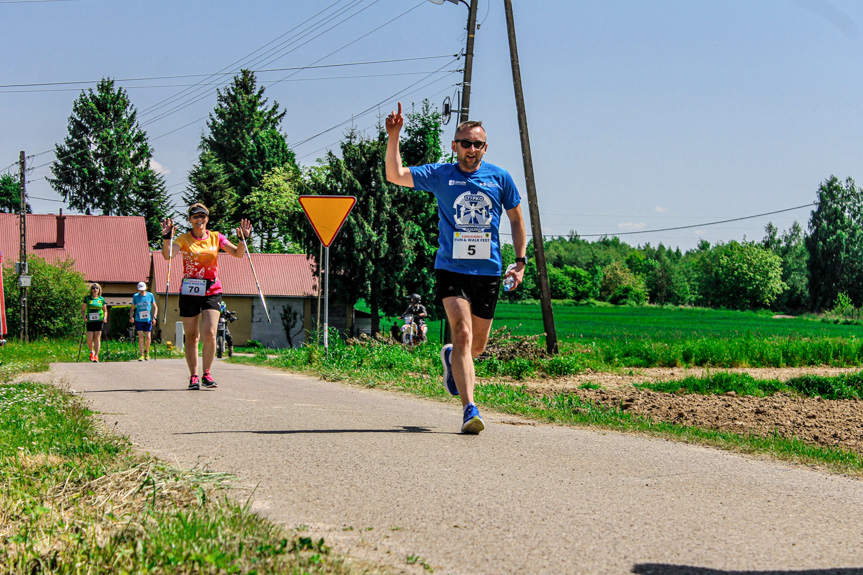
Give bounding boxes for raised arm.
[385,102,414,188]
[161,218,179,260]
[221,219,251,258]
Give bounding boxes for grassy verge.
[230,337,863,476]
[0,344,385,574]
[0,338,185,383]
[638,370,863,400]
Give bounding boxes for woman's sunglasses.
[454,139,486,150]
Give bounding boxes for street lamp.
[429,0,478,125]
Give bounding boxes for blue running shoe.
[461,402,485,434]
[440,344,459,396]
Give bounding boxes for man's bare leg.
[443,296,493,406]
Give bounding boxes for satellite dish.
[442,96,452,125]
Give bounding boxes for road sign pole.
[323,245,329,357]
[297,195,357,359]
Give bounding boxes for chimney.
[56,214,66,248]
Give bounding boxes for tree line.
[4,69,862,332]
[502,175,863,315]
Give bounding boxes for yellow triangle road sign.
[298,195,357,248]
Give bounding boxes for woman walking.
[161,203,251,390]
[81,283,108,362]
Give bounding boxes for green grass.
[356,303,863,368]
[0,337,186,383]
[639,370,863,400]
[0,344,380,573]
[495,301,863,341]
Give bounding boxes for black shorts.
[435,269,501,321]
[179,293,222,317]
[86,321,103,333]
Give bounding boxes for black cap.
[189,205,209,216]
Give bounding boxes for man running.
[385,102,527,434]
[129,281,157,361]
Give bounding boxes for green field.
[494,302,862,342]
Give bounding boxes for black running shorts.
[179,293,222,318]
[435,269,501,321]
[86,321,103,333]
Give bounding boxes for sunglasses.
[190,213,208,220]
[454,139,487,150]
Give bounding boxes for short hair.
[188,203,209,217]
[454,120,485,139]
[89,283,102,296]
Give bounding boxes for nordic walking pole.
[163,222,173,325]
[76,323,85,362]
[240,224,270,323]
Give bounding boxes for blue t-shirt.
[132,292,155,322]
[409,161,521,276]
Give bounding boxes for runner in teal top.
[129,282,157,361]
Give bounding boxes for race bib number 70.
[453,232,491,259]
[181,278,207,296]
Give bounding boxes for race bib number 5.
[181,278,207,296]
[453,232,491,259]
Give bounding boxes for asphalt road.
[47,359,863,575]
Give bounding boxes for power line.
[138,0,358,118]
[0,55,457,90]
[0,0,81,3]
[499,203,815,238]
[0,69,459,94]
[141,0,384,125]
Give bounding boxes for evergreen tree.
[394,100,444,315]
[806,176,863,310]
[182,150,236,232]
[0,174,30,213]
[48,79,168,233]
[197,69,296,230]
[297,129,418,334]
[136,170,174,249]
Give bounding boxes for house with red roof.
[1,212,343,347]
[0,212,151,306]
[151,252,336,348]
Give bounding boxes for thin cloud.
[150,159,170,175]
[654,206,669,213]
[618,222,647,230]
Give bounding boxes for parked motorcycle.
[217,307,237,358]
[400,314,427,345]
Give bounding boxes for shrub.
[2,256,87,338]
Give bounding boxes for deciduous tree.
[806,176,863,309]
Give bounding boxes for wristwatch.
[515,257,527,264]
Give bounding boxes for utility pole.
[18,151,28,343]
[459,0,479,124]
[503,0,558,354]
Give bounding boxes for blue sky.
[2,0,863,251]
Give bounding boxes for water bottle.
[502,263,517,292]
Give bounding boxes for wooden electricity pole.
[503,0,558,354]
[18,151,28,343]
